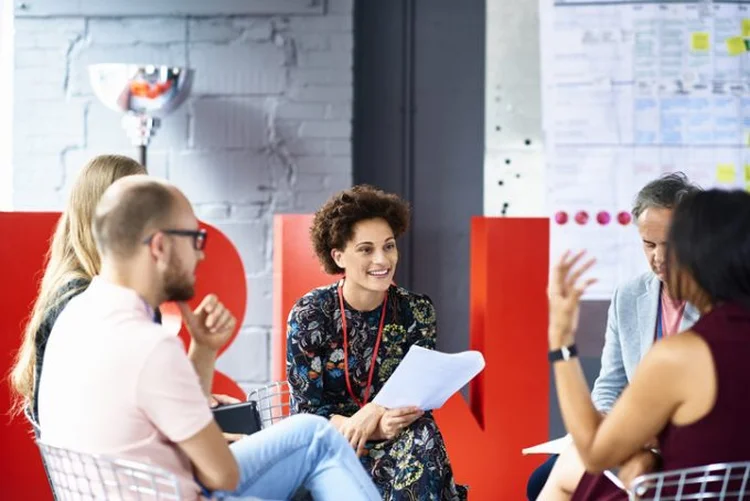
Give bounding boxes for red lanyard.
[337,280,387,408]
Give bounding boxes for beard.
[163,253,195,302]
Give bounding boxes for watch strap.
[548,344,578,363]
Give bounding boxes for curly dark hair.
[310,184,411,275]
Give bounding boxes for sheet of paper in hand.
[372,345,486,410]
[522,434,573,455]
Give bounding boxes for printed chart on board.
[540,0,750,299]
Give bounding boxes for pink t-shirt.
[660,287,687,339]
[38,277,213,500]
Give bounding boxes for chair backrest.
[247,381,291,429]
[24,404,41,437]
[24,406,61,500]
[37,442,182,500]
[630,462,750,500]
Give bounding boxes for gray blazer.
[590,271,700,412]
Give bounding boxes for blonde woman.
[10,155,146,425]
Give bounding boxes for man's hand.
[618,449,659,490]
[372,407,424,441]
[209,395,246,444]
[222,432,246,444]
[178,294,237,352]
[209,394,242,408]
[332,403,385,457]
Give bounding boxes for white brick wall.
[12,0,354,387]
[0,0,11,210]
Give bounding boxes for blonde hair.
[9,154,146,416]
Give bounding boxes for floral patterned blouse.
[286,282,467,500]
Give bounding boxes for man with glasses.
[38,175,380,501]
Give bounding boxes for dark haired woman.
[547,189,750,500]
[286,185,467,500]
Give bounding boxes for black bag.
[211,401,262,436]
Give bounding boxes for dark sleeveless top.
[30,278,90,427]
[573,302,750,500]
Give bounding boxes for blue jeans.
[527,454,559,500]
[213,414,380,501]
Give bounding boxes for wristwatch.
[548,344,578,363]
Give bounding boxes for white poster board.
[485,0,750,299]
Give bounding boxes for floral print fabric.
[286,283,467,500]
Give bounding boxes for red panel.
[433,217,551,498]
[0,213,247,499]
[0,212,60,500]
[272,215,551,499]
[271,215,331,382]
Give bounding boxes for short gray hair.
[632,172,702,220]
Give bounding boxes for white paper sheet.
[522,436,630,493]
[522,434,572,455]
[372,346,486,410]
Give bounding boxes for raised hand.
[548,250,597,349]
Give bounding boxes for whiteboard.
[485,0,750,299]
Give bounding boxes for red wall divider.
[0,212,247,499]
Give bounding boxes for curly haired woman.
[286,185,467,500]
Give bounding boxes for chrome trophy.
[88,64,194,168]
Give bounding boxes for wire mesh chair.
[23,405,42,437]
[629,462,750,500]
[24,405,62,500]
[246,381,292,429]
[37,442,183,500]
[247,381,313,501]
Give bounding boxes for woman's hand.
[372,407,424,441]
[332,403,385,456]
[618,449,659,490]
[548,250,597,349]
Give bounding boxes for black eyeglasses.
[143,228,208,251]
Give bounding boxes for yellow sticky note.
[716,164,736,184]
[743,19,750,37]
[691,32,711,51]
[727,36,747,56]
[745,165,750,183]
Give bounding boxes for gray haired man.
[529,172,702,500]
